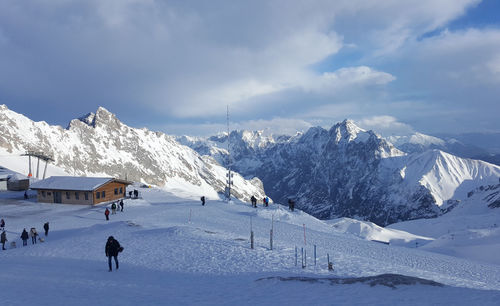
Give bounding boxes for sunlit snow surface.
[1,187,500,305]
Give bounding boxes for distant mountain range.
[1,104,499,226]
[179,121,500,225]
[0,105,266,202]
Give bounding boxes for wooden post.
[251,231,254,249]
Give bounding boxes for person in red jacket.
[104,208,110,221]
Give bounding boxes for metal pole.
[43,160,49,179]
[295,246,297,266]
[303,224,307,245]
[301,247,304,268]
[270,229,273,250]
[314,245,317,266]
[28,155,32,177]
[251,231,254,249]
[36,157,40,178]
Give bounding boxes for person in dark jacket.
[201,196,205,206]
[288,199,295,212]
[119,199,124,212]
[105,236,121,271]
[0,218,5,230]
[1,230,7,250]
[43,222,49,236]
[251,196,257,208]
[21,228,29,246]
[105,208,110,221]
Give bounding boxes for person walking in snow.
[119,199,124,212]
[265,196,269,207]
[201,196,205,206]
[21,228,28,246]
[1,230,7,250]
[134,189,138,199]
[105,208,110,221]
[30,228,38,244]
[43,222,49,236]
[105,236,122,272]
[111,202,117,214]
[288,199,295,212]
[251,196,257,208]
[0,218,5,230]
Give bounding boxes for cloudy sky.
[1,0,499,137]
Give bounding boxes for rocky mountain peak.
[330,119,370,144]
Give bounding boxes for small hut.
[30,176,132,205]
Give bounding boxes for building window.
[114,188,118,195]
[66,192,70,199]
[47,192,51,196]
[85,192,89,200]
[42,191,46,197]
[75,192,79,200]
[119,187,123,194]
[102,191,105,198]
[96,192,100,199]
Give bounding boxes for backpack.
[118,246,124,253]
[112,203,116,209]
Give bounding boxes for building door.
[54,191,62,203]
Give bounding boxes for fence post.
[251,230,254,249]
[295,246,297,266]
[303,224,307,245]
[270,229,273,250]
[314,245,316,266]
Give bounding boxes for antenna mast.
[225,105,233,201]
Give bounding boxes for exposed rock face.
[0,105,265,202]
[180,120,500,225]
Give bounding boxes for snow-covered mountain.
[0,105,265,202]
[181,120,500,225]
[386,132,489,160]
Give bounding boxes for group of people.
[128,190,139,199]
[250,196,270,208]
[0,218,49,250]
[104,199,124,220]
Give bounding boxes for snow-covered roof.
[30,176,128,191]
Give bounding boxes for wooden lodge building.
[30,176,132,205]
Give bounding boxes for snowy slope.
[326,217,434,247]
[388,181,500,265]
[0,105,265,202]
[1,188,500,305]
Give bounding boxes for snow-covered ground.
[1,187,500,305]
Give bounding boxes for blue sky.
[1,0,499,137]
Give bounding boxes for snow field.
[1,187,500,305]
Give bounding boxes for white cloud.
[0,0,494,136]
[357,116,414,136]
